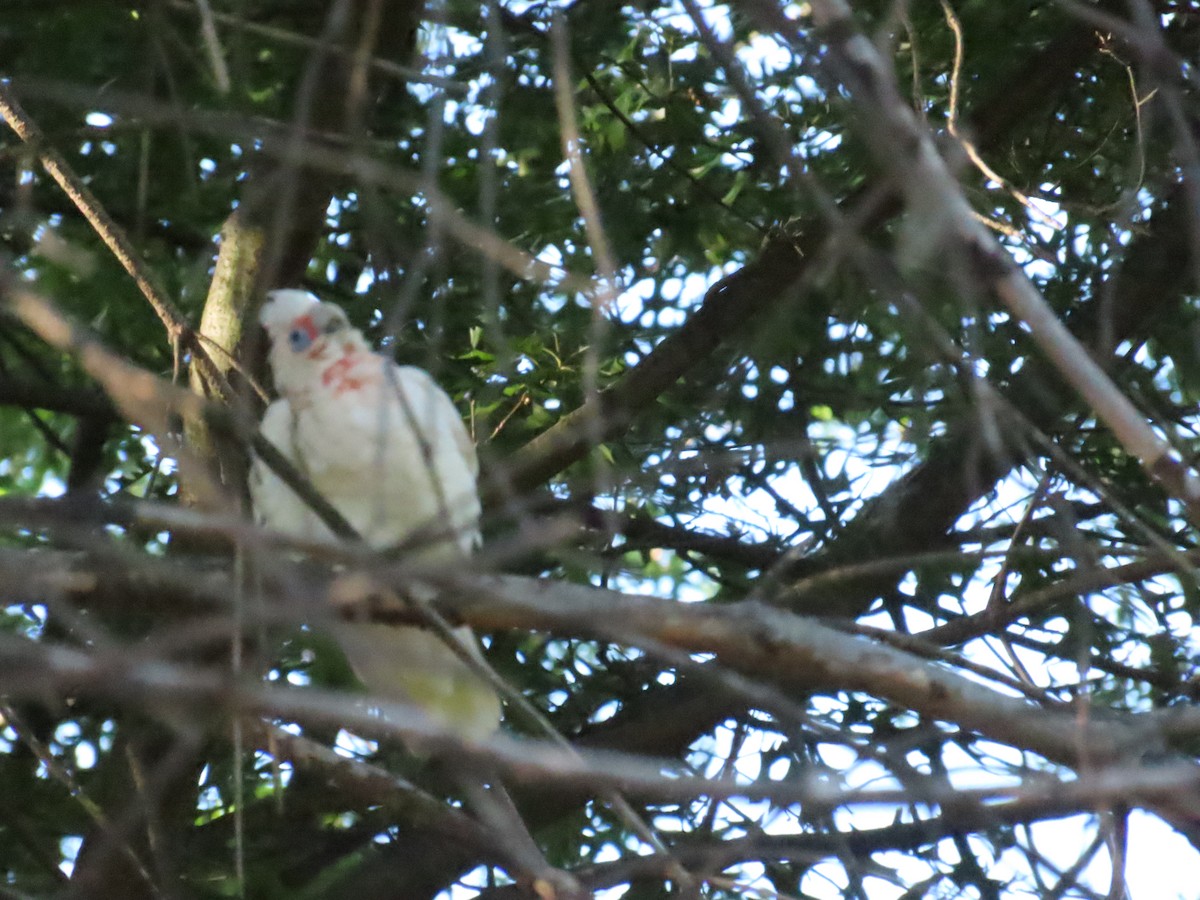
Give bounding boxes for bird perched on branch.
[249,288,501,740]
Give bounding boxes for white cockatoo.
[249,288,501,740]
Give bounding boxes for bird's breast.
[318,349,381,396]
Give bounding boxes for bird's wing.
[392,364,479,479]
[385,364,482,552]
[250,398,329,542]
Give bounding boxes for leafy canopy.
[1,1,1199,898]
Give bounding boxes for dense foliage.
[2,1,1199,897]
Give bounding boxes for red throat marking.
[320,351,367,395]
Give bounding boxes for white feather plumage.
[250,289,500,739]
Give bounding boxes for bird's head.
[260,289,365,393]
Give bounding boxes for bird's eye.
[288,328,314,352]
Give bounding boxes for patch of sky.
[40,475,65,498]
[615,276,655,323]
[59,835,82,878]
[325,194,346,220]
[590,700,620,723]
[669,44,697,63]
[282,665,310,687]
[355,268,376,295]
[683,471,817,544]
[444,24,482,59]
[1027,815,1117,888]
[654,1,732,40]
[196,783,223,812]
[334,728,377,760]
[464,105,491,137]
[739,33,794,79]
[1167,604,1197,640]
[798,861,860,900]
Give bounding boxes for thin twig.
[194,0,232,93]
[800,0,1200,522]
[164,0,469,93]
[0,83,190,350]
[12,626,1200,823]
[939,0,1063,233]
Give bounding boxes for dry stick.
[194,0,232,94]
[800,0,1200,522]
[550,14,620,299]
[0,83,190,350]
[415,573,1153,769]
[925,548,1200,646]
[1005,631,1193,701]
[0,284,360,543]
[396,532,694,879]
[553,28,758,885]
[985,470,1054,690]
[7,629,1200,816]
[939,0,1063,234]
[9,526,1197,818]
[550,12,619,463]
[164,0,467,92]
[844,623,1058,704]
[381,10,450,340]
[6,74,772,495]
[0,80,243,425]
[1,705,153,888]
[256,722,531,871]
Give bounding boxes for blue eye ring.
[288,327,314,352]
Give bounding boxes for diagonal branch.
[489,234,808,499]
[799,0,1200,510]
[0,82,193,349]
[487,9,1111,500]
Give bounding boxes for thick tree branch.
[4,600,1200,819]
[489,8,1110,501]
[803,0,1200,513]
[490,235,808,498]
[784,183,1195,619]
[0,529,1165,774]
